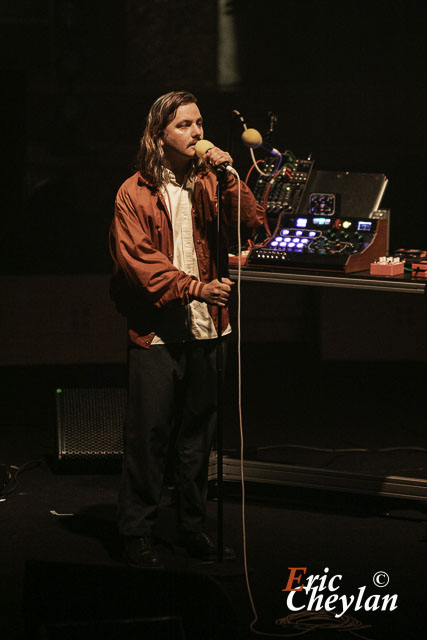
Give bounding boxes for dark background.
[1,4,427,639]
[1,0,426,277]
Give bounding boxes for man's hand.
[203,146,233,173]
[200,278,234,306]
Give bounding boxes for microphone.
[241,128,281,157]
[194,139,237,175]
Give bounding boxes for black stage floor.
[1,354,427,639]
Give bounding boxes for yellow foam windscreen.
[195,139,214,158]
[241,128,263,149]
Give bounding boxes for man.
[109,90,263,569]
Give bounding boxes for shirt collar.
[163,167,196,189]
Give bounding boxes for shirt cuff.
[189,279,206,301]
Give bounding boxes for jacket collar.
[137,167,210,191]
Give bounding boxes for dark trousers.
[118,339,224,537]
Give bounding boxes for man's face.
[160,102,204,163]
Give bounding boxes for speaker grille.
[56,388,126,462]
[54,387,218,478]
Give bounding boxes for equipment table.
[230,266,427,295]
[222,266,427,501]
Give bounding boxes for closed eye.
[177,119,203,129]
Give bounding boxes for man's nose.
[191,124,202,138]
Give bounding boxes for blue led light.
[297,243,304,248]
[281,229,290,236]
[295,230,303,236]
[296,218,308,228]
[313,217,331,226]
[301,239,308,244]
[309,231,316,237]
[288,242,295,247]
[279,241,286,246]
[357,221,372,231]
[270,241,278,247]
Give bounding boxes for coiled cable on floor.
[275,611,373,638]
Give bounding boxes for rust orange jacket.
[109,169,264,348]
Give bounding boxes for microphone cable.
[233,166,265,636]
[232,172,373,640]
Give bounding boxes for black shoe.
[179,531,236,562]
[123,536,164,569]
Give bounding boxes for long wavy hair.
[136,90,205,189]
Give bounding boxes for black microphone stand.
[202,123,245,576]
[210,169,246,578]
[214,115,238,564]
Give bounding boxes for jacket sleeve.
[111,187,205,307]
[221,173,264,232]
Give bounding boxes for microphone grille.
[241,128,263,149]
[194,139,214,158]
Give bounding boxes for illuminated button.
[284,238,291,243]
[309,231,316,237]
[297,243,304,248]
[281,229,290,235]
[279,241,286,247]
[288,242,296,247]
[295,230,303,236]
[275,236,282,242]
[270,241,278,246]
[343,220,352,229]
[301,239,309,244]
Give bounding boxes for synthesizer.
[246,212,388,273]
[245,169,389,273]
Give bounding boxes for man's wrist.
[189,279,206,301]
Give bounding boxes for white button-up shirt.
[151,169,231,344]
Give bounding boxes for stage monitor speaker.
[54,387,218,479]
[55,387,126,472]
